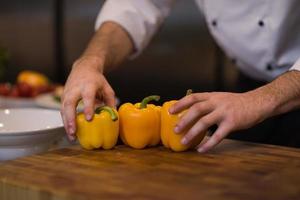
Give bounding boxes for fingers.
[102,79,116,108]
[169,93,210,114]
[175,102,213,133]
[197,122,232,153]
[61,90,80,141]
[81,86,97,121]
[181,112,219,145]
[61,76,115,141]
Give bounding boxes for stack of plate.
[0,108,65,161]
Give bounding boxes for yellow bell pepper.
[17,70,49,88]
[76,106,119,150]
[119,95,161,149]
[161,90,205,152]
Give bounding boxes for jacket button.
[266,63,273,71]
[258,20,265,27]
[212,19,217,27]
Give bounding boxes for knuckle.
[206,92,214,99]
[209,98,218,105]
[172,101,180,109]
[188,128,199,138]
[190,130,199,138]
[186,132,195,141]
[213,133,222,142]
[210,97,222,106]
[225,115,236,126]
[63,99,75,108]
[222,101,232,110]
[84,107,93,114]
[84,83,97,90]
[177,119,187,129]
[61,91,69,102]
[189,94,198,102]
[193,103,203,111]
[62,89,78,100]
[107,89,115,97]
[203,92,211,97]
[82,92,95,100]
[200,119,210,128]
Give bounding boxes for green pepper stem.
[95,106,118,121]
[139,95,160,109]
[186,89,193,96]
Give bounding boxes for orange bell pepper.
[119,95,161,149]
[17,70,49,88]
[161,90,205,152]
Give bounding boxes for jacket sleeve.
[95,0,175,58]
[289,58,300,71]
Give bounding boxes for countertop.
[1,139,300,200]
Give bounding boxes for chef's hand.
[169,91,273,153]
[60,22,133,141]
[61,56,115,141]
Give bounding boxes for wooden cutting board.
[1,139,300,200]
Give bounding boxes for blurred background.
[0,0,238,104]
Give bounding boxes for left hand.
[169,91,273,153]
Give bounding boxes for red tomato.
[9,86,20,97]
[30,88,39,97]
[0,83,12,96]
[17,82,33,97]
[36,85,50,94]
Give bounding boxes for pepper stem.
[139,95,160,109]
[186,89,193,96]
[95,106,118,121]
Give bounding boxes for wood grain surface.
[1,139,300,200]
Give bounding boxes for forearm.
[80,22,134,72]
[249,70,300,118]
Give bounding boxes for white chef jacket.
[95,0,300,82]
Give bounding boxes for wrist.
[74,54,106,73]
[245,86,278,120]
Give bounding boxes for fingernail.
[181,137,187,145]
[86,114,92,121]
[69,127,75,135]
[174,126,180,133]
[197,147,205,153]
[68,122,74,133]
[69,135,75,141]
[168,108,174,114]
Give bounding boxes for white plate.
[0,108,65,160]
[35,93,85,111]
[0,96,36,108]
[34,93,64,110]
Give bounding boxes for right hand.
[61,55,116,141]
